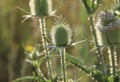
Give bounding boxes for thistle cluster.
[27,0,74,82]
[13,0,120,82]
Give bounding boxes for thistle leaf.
[66,53,105,82]
[66,53,90,73]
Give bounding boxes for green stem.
[109,45,116,76]
[59,47,67,82]
[89,16,106,76]
[34,61,46,82]
[39,17,52,80]
[81,0,106,76]
[106,32,116,76]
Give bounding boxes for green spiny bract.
[51,17,72,47]
[29,0,52,16]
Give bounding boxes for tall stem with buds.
[81,0,106,76]
[39,17,52,80]
[51,16,72,82]
[89,16,106,76]
[29,0,53,80]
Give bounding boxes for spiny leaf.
[66,53,90,73]
[66,53,104,82]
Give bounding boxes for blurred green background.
[0,0,114,82]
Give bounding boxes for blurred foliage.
[0,0,116,82]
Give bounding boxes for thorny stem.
[33,61,47,82]
[81,0,106,76]
[89,16,106,76]
[109,45,116,76]
[59,47,67,82]
[106,32,117,76]
[39,17,53,80]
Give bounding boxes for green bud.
[55,27,69,47]
[51,17,72,47]
[29,0,52,16]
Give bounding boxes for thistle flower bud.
[29,0,52,16]
[96,11,120,45]
[51,17,72,47]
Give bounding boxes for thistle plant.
[51,16,72,82]
[29,0,53,80]
[26,0,65,80]
[49,16,87,82]
[68,0,120,82]
[14,0,67,82]
[13,0,120,82]
[65,0,120,82]
[81,0,106,76]
[96,10,120,75]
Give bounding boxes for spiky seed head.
[51,16,72,47]
[29,0,52,16]
[96,11,120,45]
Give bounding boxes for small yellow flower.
[24,45,35,52]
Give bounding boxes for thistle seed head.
[29,0,52,16]
[51,16,72,47]
[96,11,120,44]
[96,11,120,32]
